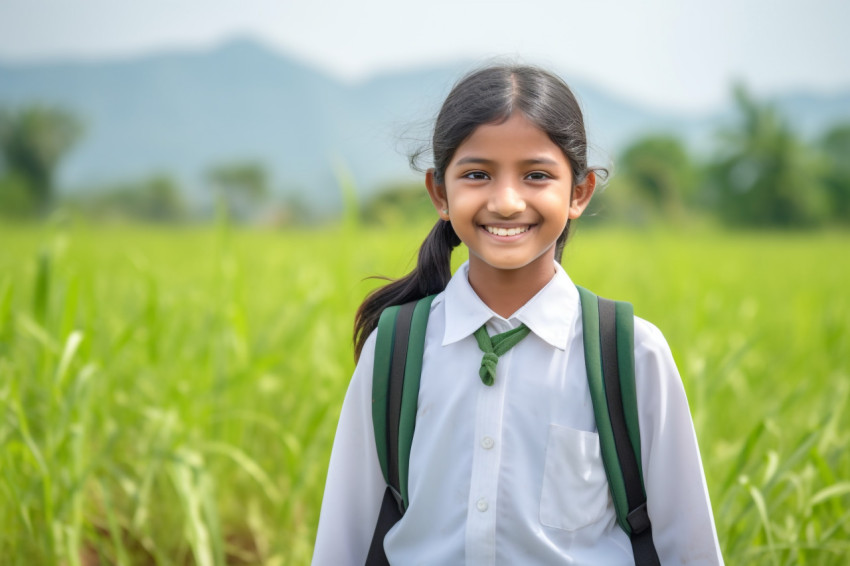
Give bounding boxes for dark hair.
[354,64,604,359]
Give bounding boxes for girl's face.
[427,112,595,282]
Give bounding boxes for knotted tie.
[473,323,531,386]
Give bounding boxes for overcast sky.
[1,0,848,113]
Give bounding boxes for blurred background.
[1,0,849,226]
[1,1,849,564]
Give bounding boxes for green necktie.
[473,323,531,386]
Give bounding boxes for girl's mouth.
[484,225,530,237]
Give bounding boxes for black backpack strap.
[367,296,435,566]
[578,286,660,566]
[365,487,401,566]
[598,297,660,566]
[387,300,416,509]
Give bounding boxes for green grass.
[1,221,848,564]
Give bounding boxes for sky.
[0,0,848,113]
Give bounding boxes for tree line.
[0,106,82,216]
[0,105,282,223]
[596,86,850,228]
[2,87,849,227]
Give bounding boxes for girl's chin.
[468,250,557,275]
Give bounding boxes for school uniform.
[312,260,723,565]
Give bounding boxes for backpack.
[365,287,660,566]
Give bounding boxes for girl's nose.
[488,182,526,217]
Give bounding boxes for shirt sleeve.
[633,318,724,565]
[311,331,386,566]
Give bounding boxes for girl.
[312,65,723,565]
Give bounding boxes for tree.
[360,181,434,226]
[206,161,269,221]
[618,134,696,216]
[818,124,850,225]
[64,174,187,223]
[0,105,83,212]
[707,85,828,227]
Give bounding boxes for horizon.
[2,35,848,119]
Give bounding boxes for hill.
[2,38,848,210]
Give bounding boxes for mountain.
[2,38,849,209]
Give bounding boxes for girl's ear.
[426,168,451,220]
[568,171,596,220]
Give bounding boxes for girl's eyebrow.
[453,156,560,166]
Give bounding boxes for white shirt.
[312,261,723,565]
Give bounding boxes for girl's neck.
[466,255,558,318]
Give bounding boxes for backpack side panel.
[577,286,631,533]
[372,305,400,486]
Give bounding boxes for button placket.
[465,327,510,564]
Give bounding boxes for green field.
[1,221,848,565]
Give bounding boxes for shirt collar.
[437,261,578,350]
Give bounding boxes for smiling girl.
[312,65,723,565]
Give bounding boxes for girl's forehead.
[451,113,567,164]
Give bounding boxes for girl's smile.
[483,224,532,237]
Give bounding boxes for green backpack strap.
[367,295,435,566]
[577,286,660,566]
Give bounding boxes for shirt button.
[481,436,495,449]
[476,498,489,512]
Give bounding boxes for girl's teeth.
[486,226,528,236]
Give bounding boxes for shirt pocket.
[539,423,610,531]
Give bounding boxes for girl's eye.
[526,171,551,181]
[463,171,489,180]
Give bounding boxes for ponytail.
[353,219,460,360]
[554,220,570,263]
